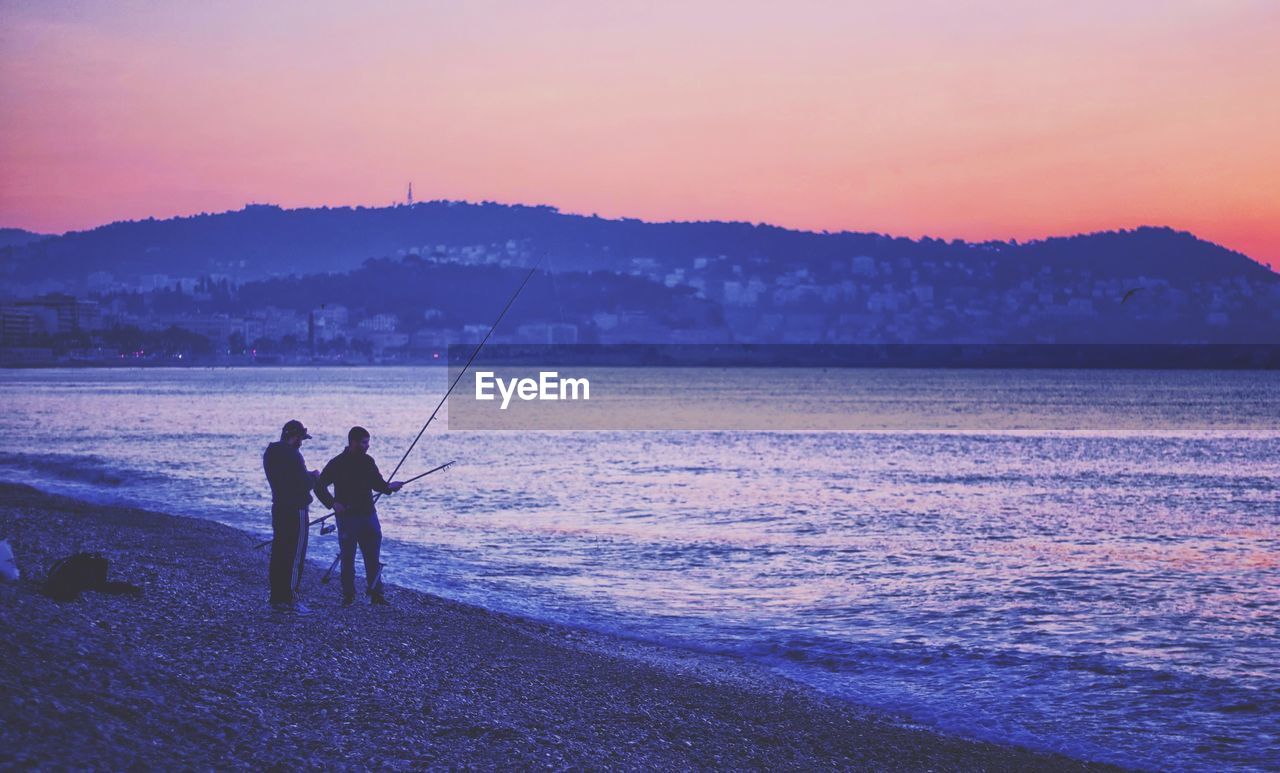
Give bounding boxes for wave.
[0,452,162,488]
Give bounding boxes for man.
[315,426,403,606]
[263,419,319,614]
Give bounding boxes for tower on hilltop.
[407,182,413,206]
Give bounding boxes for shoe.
[342,593,355,607]
[370,592,390,606]
[271,601,312,616]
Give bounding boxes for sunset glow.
[1,0,1277,268]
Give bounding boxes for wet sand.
[0,482,1115,770]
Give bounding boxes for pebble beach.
[0,482,1114,770]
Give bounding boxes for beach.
[0,482,1113,770]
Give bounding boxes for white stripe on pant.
[292,506,308,592]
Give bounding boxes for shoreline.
[0,482,1115,769]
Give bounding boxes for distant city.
[2,202,1277,365]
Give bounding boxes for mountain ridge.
[0,227,52,250]
[1,201,1274,289]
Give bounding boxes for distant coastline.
[3,207,1278,362]
[6,342,1280,370]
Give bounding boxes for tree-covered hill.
[2,201,1273,289]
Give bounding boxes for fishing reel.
[320,523,336,535]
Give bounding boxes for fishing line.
[380,260,540,486]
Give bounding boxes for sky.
[1,0,1278,269]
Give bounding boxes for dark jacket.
[263,440,314,509]
[315,448,393,517]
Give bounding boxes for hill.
[1,202,1274,290]
[0,227,52,249]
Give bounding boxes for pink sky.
[1,1,1277,269]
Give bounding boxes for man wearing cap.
[263,419,320,614]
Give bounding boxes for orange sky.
[1,1,1277,269]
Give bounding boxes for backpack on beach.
[42,552,142,601]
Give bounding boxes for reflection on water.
[0,367,1277,771]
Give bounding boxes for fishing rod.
[314,460,456,533]
[307,261,537,548]
[254,459,456,549]
[319,460,455,584]
[400,460,458,486]
[380,261,540,487]
[294,455,455,588]
[315,262,541,587]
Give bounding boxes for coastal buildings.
[3,242,1278,365]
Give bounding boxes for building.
[14,294,101,333]
[0,306,36,346]
[357,314,399,335]
[515,322,579,344]
[310,305,350,342]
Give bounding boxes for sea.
[0,366,1276,771]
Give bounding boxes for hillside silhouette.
[0,228,49,250]
[1,202,1274,287]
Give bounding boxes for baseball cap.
[282,419,312,439]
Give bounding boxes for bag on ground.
[42,552,140,601]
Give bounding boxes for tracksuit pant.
[269,504,309,604]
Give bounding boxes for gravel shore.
[0,482,1113,770]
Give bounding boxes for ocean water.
[1,367,1277,771]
